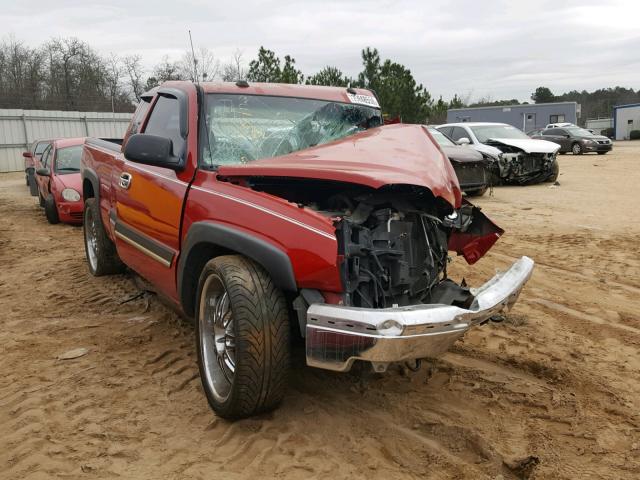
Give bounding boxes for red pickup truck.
[81,81,534,419]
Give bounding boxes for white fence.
[0,109,132,173]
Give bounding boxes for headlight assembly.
[62,188,81,202]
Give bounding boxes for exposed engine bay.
[487,141,557,185]
[233,177,499,310]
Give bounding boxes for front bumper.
[305,256,534,372]
[57,200,84,224]
[584,143,612,152]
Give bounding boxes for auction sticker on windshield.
[346,93,380,108]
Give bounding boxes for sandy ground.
[1,142,639,480]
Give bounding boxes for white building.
[585,118,612,136]
[614,103,640,140]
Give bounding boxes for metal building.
[446,102,578,133]
[613,103,640,140]
[585,117,613,136]
[0,109,131,173]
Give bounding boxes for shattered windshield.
[55,145,82,174]
[202,94,382,167]
[471,125,530,143]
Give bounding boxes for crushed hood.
[217,124,462,208]
[487,138,560,154]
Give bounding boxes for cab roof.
[52,137,86,148]
[158,81,380,107]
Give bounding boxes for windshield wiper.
[57,167,80,172]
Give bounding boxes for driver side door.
[112,89,192,298]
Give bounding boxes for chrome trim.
[119,172,132,189]
[305,256,534,372]
[115,230,172,267]
[191,185,335,240]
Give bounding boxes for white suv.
[436,122,560,184]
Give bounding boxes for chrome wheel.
[572,143,582,155]
[199,274,236,402]
[85,208,99,272]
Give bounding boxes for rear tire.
[196,255,290,419]
[44,195,60,224]
[83,198,125,276]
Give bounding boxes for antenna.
[188,30,199,84]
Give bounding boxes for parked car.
[81,82,533,419]
[437,122,560,184]
[545,122,575,129]
[34,138,85,224]
[530,126,613,155]
[426,126,489,196]
[23,139,52,196]
[526,128,546,136]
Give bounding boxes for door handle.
[119,172,132,189]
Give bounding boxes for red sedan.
[34,138,85,225]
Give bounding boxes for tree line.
[0,36,461,122]
[1,36,637,124]
[477,86,640,123]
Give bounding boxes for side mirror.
[564,134,570,138]
[23,151,33,158]
[36,167,50,177]
[457,137,471,145]
[123,134,183,171]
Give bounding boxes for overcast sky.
[3,0,640,102]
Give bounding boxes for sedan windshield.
[202,94,382,167]
[427,127,456,147]
[55,145,82,174]
[471,125,530,143]
[566,127,596,137]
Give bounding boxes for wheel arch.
[178,222,298,318]
[82,168,99,202]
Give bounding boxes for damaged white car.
[437,122,560,185]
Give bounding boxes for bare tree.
[180,47,220,82]
[221,49,247,82]
[123,54,145,102]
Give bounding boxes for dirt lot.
[1,142,639,480]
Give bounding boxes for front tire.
[196,255,290,419]
[44,195,60,224]
[545,159,560,183]
[83,198,125,276]
[572,142,583,155]
[28,171,38,197]
[466,186,488,197]
[597,151,607,155]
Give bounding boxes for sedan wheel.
[572,143,583,155]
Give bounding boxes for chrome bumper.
[305,256,534,372]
